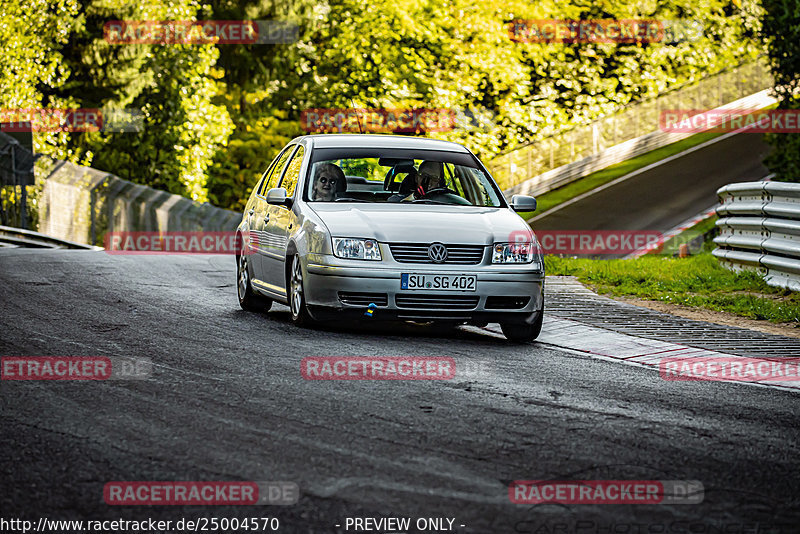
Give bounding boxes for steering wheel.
[419,186,456,197]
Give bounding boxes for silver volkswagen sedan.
[235,134,545,342]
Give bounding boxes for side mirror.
[510,194,537,212]
[266,187,291,207]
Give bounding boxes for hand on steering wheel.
[418,186,453,197]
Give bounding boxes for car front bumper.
[303,254,544,323]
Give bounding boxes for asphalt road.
[1,250,799,533]
[532,132,772,233]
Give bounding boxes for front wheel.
[500,307,543,343]
[289,255,314,327]
[237,254,271,312]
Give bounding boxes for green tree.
[207,109,300,211]
[0,0,82,160]
[8,0,765,209]
[56,0,234,201]
[275,0,533,157]
[207,0,310,114]
[269,0,760,158]
[494,0,762,150]
[761,0,800,182]
[205,0,312,207]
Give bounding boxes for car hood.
[309,203,531,244]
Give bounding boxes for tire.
[289,255,314,327]
[500,307,543,343]
[237,254,272,312]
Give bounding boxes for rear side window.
[279,146,305,197]
[258,146,294,196]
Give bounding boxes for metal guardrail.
[491,57,772,195]
[0,224,98,249]
[714,181,800,291]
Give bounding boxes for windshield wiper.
[410,199,453,205]
[334,197,370,202]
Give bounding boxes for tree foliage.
[205,0,312,209]
[53,0,234,201]
[1,0,768,207]
[761,0,800,182]
[249,0,762,163]
[0,0,82,160]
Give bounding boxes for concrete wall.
[37,157,240,246]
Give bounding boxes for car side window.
[258,146,294,196]
[279,146,305,197]
[255,149,284,196]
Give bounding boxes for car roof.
[294,134,471,153]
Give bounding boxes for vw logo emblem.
[428,243,448,263]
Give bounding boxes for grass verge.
[517,130,725,220]
[545,253,800,325]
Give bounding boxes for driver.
[311,163,345,201]
[415,160,445,198]
[400,161,470,204]
[401,160,445,201]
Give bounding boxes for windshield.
[304,150,504,207]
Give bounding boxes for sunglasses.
[318,177,337,185]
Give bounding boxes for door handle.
[248,209,255,216]
[263,214,270,223]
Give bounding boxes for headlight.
[332,238,382,260]
[492,241,538,264]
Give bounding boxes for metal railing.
[0,130,37,229]
[490,57,772,193]
[714,181,800,291]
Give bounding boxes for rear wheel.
[289,255,314,326]
[237,254,271,312]
[500,307,543,343]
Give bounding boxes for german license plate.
[400,273,477,291]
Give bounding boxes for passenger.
[311,163,345,201]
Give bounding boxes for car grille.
[338,292,388,306]
[395,294,480,310]
[485,296,531,309]
[388,243,485,264]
